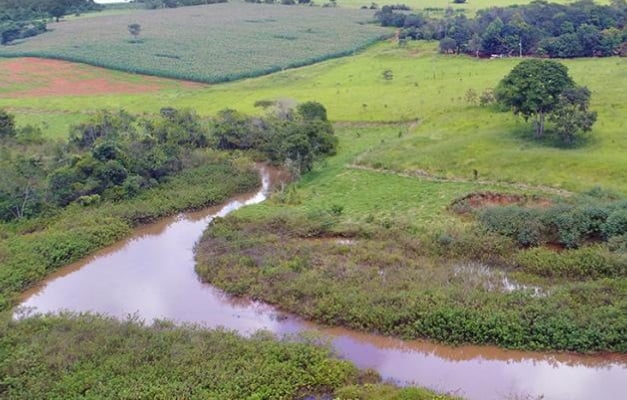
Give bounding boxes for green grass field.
[3,41,625,193]
[196,123,626,352]
[0,3,389,83]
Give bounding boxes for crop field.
[0,3,389,83]
[3,41,625,193]
[0,57,200,97]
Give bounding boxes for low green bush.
[515,246,626,279]
[0,314,457,400]
[478,195,627,248]
[196,214,627,352]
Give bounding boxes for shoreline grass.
[0,159,259,313]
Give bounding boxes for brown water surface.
[17,167,626,400]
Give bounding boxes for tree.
[296,101,328,121]
[49,4,67,22]
[128,23,141,42]
[0,154,45,221]
[496,59,574,138]
[439,37,457,54]
[467,33,481,58]
[549,86,597,144]
[0,108,16,138]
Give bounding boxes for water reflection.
[17,167,626,400]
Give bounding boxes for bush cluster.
[478,196,627,249]
[196,214,627,352]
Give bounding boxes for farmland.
[3,42,625,193]
[1,1,626,398]
[0,3,389,83]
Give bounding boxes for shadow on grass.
[510,124,598,150]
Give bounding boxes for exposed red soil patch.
[0,58,203,97]
[450,191,551,214]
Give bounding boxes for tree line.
[0,0,102,44]
[376,0,626,58]
[0,102,336,222]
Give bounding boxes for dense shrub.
[196,213,627,352]
[478,196,627,249]
[515,246,626,279]
[479,206,545,247]
[604,209,627,240]
[0,104,335,223]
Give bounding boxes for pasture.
[2,41,625,193]
[0,3,389,83]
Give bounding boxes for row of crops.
[0,3,390,83]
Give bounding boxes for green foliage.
[376,1,626,58]
[297,101,329,121]
[0,1,103,43]
[0,159,259,312]
[336,383,451,399]
[515,246,626,279]
[548,85,597,144]
[213,103,338,173]
[0,108,16,138]
[496,59,576,138]
[0,3,388,83]
[478,195,627,249]
[603,208,627,240]
[0,313,372,400]
[479,206,544,247]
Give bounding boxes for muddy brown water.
[17,167,626,400]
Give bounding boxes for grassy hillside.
[3,42,625,192]
[195,123,627,353]
[0,3,389,83]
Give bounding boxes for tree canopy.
[376,1,627,58]
[0,102,336,222]
[496,59,596,144]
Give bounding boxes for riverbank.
[0,158,259,313]
[1,313,455,400]
[8,164,458,400]
[195,124,627,354]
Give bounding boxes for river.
[17,167,626,400]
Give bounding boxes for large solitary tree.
[496,59,572,138]
[496,59,596,144]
